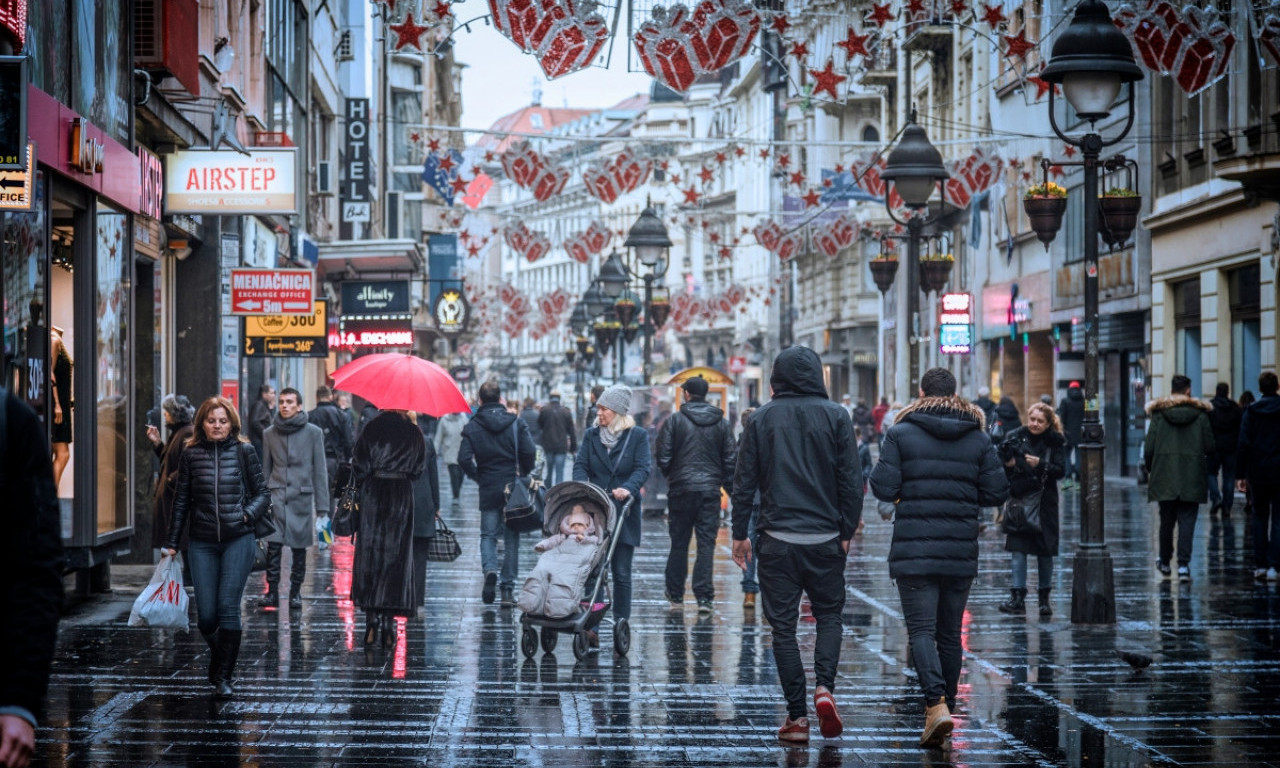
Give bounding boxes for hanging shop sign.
[332,317,414,348]
[243,300,328,358]
[0,56,26,170]
[164,148,298,214]
[342,98,370,223]
[433,287,470,336]
[341,280,410,314]
[0,141,34,210]
[138,147,163,219]
[229,268,314,315]
[939,292,973,355]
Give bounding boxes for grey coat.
[433,412,468,464]
[261,411,330,549]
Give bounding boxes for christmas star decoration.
[949,0,969,18]
[709,232,720,243]
[770,14,790,34]
[698,165,715,183]
[1062,144,1077,158]
[802,188,822,207]
[981,3,1007,28]
[436,152,455,172]
[810,58,848,100]
[906,0,926,17]
[670,173,682,184]
[715,151,728,165]
[1028,74,1054,100]
[834,163,845,173]
[776,153,790,168]
[449,175,469,194]
[1004,31,1035,61]
[789,170,806,187]
[390,12,430,51]
[682,185,701,204]
[1049,164,1065,178]
[432,0,452,19]
[471,165,482,176]
[484,151,495,162]
[410,132,421,142]
[836,27,871,61]
[822,177,833,187]
[790,41,810,60]
[759,148,770,160]
[719,246,732,259]
[427,137,441,151]
[734,146,746,157]
[467,243,481,257]
[459,229,472,243]
[866,2,895,28]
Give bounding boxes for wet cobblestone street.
[34,473,1280,767]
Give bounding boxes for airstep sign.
[230,268,314,315]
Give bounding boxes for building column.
[1200,269,1224,397]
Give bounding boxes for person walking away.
[1207,382,1242,519]
[433,411,468,512]
[870,367,1009,748]
[147,395,195,561]
[409,412,441,610]
[1144,374,1214,583]
[853,399,874,437]
[1057,382,1084,489]
[538,391,577,487]
[519,398,542,449]
[310,385,354,502]
[1237,390,1258,517]
[259,388,329,611]
[996,402,1067,617]
[732,346,863,743]
[0,388,64,768]
[735,408,761,609]
[163,396,271,698]
[246,384,275,460]
[855,427,873,495]
[872,397,890,447]
[573,383,651,634]
[1238,371,1280,580]
[973,387,997,428]
[993,395,1022,436]
[459,381,536,607]
[655,375,736,615]
[351,409,426,646]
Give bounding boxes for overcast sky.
[452,19,653,135]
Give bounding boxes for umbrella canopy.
[330,353,469,417]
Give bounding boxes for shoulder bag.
[332,462,360,538]
[1000,487,1044,535]
[425,515,462,562]
[503,421,544,533]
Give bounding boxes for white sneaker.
[1255,568,1268,580]
[1177,566,1191,583]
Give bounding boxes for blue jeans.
[1208,452,1236,511]
[187,533,256,635]
[741,506,759,593]
[1010,552,1054,590]
[480,508,525,589]
[611,542,635,621]
[545,452,568,487]
[896,575,973,707]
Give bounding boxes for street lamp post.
[1040,0,1143,625]
[881,114,950,395]
[619,204,672,386]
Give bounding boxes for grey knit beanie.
[597,384,632,416]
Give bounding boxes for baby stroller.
[519,480,633,660]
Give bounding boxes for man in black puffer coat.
[871,367,1008,749]
[655,375,736,612]
[1207,382,1242,517]
[458,381,536,607]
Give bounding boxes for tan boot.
[743,592,756,609]
[920,696,953,748]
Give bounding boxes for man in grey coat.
[260,387,330,610]
[434,411,469,511]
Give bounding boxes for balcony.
[901,21,953,56]
[862,39,897,87]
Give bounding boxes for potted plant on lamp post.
[1098,186,1141,249]
[869,256,899,293]
[1023,181,1068,249]
[918,250,955,293]
[646,288,671,330]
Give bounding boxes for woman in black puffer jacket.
[163,396,270,698]
[996,401,1067,617]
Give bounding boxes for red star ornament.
[427,137,441,151]
[789,170,806,187]
[1004,30,1036,61]
[432,0,452,19]
[436,152,456,172]
[670,173,681,184]
[835,27,871,61]
[734,146,746,157]
[770,14,790,34]
[834,163,845,173]
[698,166,715,183]
[410,132,421,142]
[759,148,770,160]
[682,186,701,204]
[1049,165,1065,178]
[949,0,969,18]
[719,246,732,259]
[802,188,822,207]
[467,243,481,257]
[981,3,1007,28]
[1028,75,1054,100]
[390,12,430,51]
[484,151,495,162]
[866,3,894,28]
[714,151,728,165]
[906,0,926,17]
[790,41,809,60]
[709,232,720,243]
[776,152,790,168]
[810,58,847,100]
[449,175,469,194]
[1063,144,1077,158]
[822,178,833,187]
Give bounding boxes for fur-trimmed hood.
[893,395,987,440]
[1146,394,1211,426]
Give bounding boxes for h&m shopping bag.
[128,554,190,631]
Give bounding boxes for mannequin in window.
[50,325,72,486]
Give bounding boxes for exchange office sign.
[165,149,298,214]
[230,268,314,315]
[243,300,328,358]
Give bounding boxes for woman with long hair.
[996,401,1067,617]
[163,396,270,697]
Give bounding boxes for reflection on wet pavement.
[34,474,1280,766]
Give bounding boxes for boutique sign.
[164,149,297,214]
[341,280,410,315]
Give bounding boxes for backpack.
[988,417,1005,443]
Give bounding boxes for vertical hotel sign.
[342,98,370,222]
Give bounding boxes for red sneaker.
[777,716,810,743]
[814,687,843,738]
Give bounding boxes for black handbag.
[502,421,544,533]
[1000,488,1044,535]
[238,443,277,539]
[425,516,462,562]
[250,539,271,572]
[332,467,360,538]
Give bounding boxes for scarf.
[598,414,635,450]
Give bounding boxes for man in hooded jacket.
[732,346,862,743]
[871,367,1008,749]
[656,375,736,613]
[459,380,536,606]
[1144,374,1214,583]
[1206,382,1242,517]
[1057,382,1085,487]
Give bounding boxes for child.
[517,505,601,618]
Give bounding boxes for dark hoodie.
[1239,393,1280,484]
[1058,387,1085,445]
[1207,394,1242,456]
[655,399,736,494]
[458,402,536,510]
[871,395,1009,579]
[731,346,862,542]
[1143,394,1214,503]
[994,397,1022,431]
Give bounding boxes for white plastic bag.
[128,554,189,631]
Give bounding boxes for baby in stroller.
[517,505,601,618]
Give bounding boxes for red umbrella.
[330,353,469,417]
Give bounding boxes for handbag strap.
[606,429,633,485]
[434,514,453,535]
[512,419,520,476]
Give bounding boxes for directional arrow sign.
[229,268,315,316]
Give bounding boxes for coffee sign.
[341,280,410,315]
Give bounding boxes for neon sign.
[939,292,972,354]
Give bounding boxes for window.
[1230,263,1261,398]
[530,113,543,129]
[1173,278,1201,395]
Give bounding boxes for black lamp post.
[1040,0,1143,625]
[622,204,673,386]
[881,112,950,395]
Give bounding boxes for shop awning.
[316,239,425,279]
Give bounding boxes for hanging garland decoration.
[390,11,432,51]
[943,147,1004,210]
[811,213,859,258]
[504,221,553,262]
[486,0,609,79]
[634,0,762,93]
[562,219,612,263]
[865,3,895,29]
[1114,1,1236,95]
[581,148,652,203]
[531,288,574,340]
[498,140,573,201]
[422,148,466,205]
[1254,3,1280,68]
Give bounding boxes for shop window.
[1230,263,1261,398]
[95,201,130,535]
[1173,277,1201,396]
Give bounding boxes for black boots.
[289,548,306,610]
[1038,588,1052,617]
[208,629,242,698]
[998,588,1027,614]
[500,586,516,607]
[203,630,221,685]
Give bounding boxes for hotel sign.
[165,149,298,214]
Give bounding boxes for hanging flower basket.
[614,299,638,327]
[646,299,671,329]
[869,258,899,293]
[1023,196,1068,250]
[1098,193,1142,250]
[919,259,954,293]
